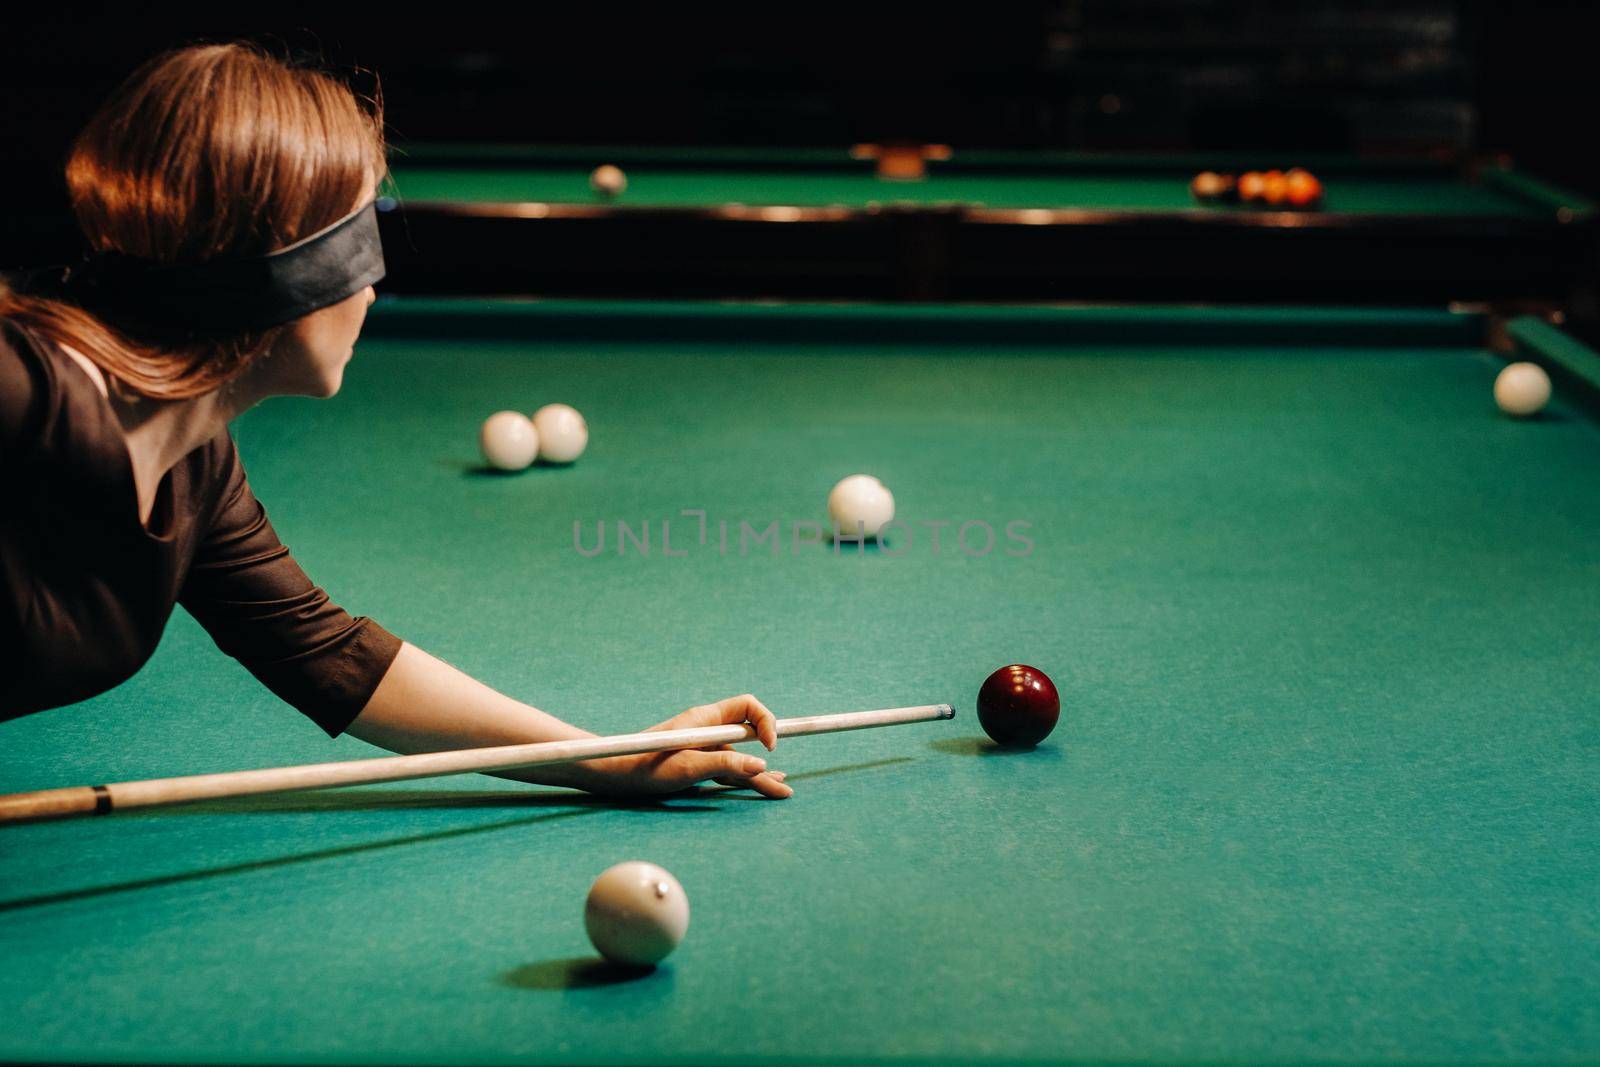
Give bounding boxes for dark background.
[2,1,1595,306]
[4,2,1593,185]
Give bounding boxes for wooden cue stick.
[0,703,955,825]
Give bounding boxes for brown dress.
[0,318,401,736]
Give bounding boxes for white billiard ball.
[590,164,627,198]
[1494,362,1551,418]
[479,411,538,471]
[584,861,689,967]
[828,474,895,540]
[531,403,589,463]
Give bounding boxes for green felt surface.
[2,303,1599,1066]
[376,147,1594,217]
[386,165,1542,215]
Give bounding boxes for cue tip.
[938,703,956,719]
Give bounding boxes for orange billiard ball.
[977,664,1061,747]
[1237,171,1266,204]
[1285,169,1323,209]
[1261,169,1289,206]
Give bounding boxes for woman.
[0,42,792,800]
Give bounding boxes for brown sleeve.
[179,438,403,737]
[0,324,41,684]
[0,321,47,458]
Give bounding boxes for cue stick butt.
[0,785,108,824]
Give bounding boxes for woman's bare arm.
[347,642,792,798]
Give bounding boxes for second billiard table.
[377,145,1596,303]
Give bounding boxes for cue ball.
[828,474,895,539]
[479,411,538,471]
[531,403,589,463]
[1494,362,1551,418]
[590,164,627,198]
[977,664,1060,747]
[585,861,689,967]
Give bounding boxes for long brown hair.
[0,42,386,399]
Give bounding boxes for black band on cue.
[91,785,113,814]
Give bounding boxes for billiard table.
[3,300,1599,1067]
[376,145,1597,303]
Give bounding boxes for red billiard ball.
[976,664,1060,747]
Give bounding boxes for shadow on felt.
[501,956,667,991]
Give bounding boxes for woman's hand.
[351,648,791,798]
[579,694,794,800]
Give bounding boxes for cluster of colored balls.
[1191,168,1323,210]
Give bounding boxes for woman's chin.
[318,354,354,396]
[309,369,346,398]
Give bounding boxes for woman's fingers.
[745,772,794,799]
[663,750,793,799]
[692,746,789,787]
[601,704,793,798]
[653,694,778,751]
[720,770,785,784]
[712,772,794,799]
[702,749,768,779]
[711,768,792,797]
[589,750,793,800]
